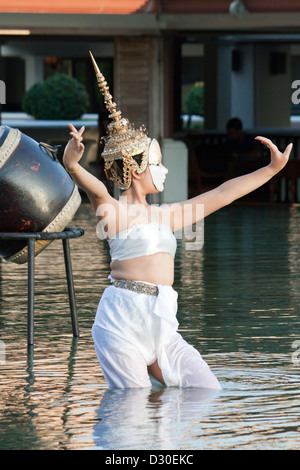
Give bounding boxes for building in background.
[1,0,300,202]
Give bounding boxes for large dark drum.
[0,125,81,263]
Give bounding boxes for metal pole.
[0,228,84,346]
[62,238,79,338]
[27,238,35,346]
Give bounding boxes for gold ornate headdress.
[89,51,151,190]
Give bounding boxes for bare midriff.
[110,252,174,286]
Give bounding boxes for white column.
[217,42,256,131]
[160,139,188,204]
[254,44,291,128]
[24,55,44,91]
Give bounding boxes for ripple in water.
[0,204,300,450]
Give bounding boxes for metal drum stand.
[0,226,84,347]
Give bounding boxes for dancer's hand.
[63,124,85,172]
[255,136,292,174]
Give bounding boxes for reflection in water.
[0,203,300,450]
[93,386,218,450]
[176,205,300,357]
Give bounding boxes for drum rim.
[0,127,21,170]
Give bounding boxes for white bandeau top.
[107,223,177,262]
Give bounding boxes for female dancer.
[62,54,292,389]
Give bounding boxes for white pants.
[92,282,221,390]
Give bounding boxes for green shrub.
[22,73,89,120]
[184,82,204,117]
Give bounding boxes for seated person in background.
[226,117,261,161]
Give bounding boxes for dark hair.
[226,117,243,131]
[115,153,144,185]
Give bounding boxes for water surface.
[0,203,299,450]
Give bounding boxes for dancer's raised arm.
[63,124,114,210]
[169,137,292,231]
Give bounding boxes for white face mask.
[148,139,168,192]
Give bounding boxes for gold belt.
[112,279,159,297]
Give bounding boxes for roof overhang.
[1,0,300,15]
